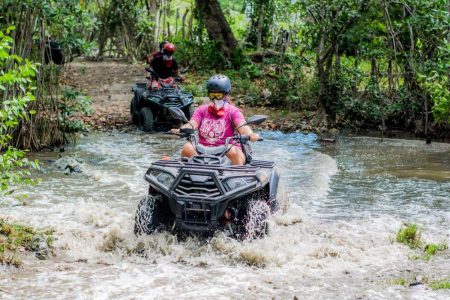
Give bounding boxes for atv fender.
[268,166,280,211]
[132,83,147,102]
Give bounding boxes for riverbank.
[61,60,448,142]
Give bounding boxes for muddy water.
[1,131,449,299]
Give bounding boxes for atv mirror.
[244,115,267,126]
[168,107,189,123]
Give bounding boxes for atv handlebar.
[225,135,263,145]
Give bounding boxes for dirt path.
[63,60,145,130]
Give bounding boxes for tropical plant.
[0,28,39,195]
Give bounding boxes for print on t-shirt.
[199,118,226,144]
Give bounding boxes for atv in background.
[134,108,280,240]
[44,39,65,65]
[130,68,194,132]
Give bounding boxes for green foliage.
[245,0,275,48]
[424,243,448,255]
[0,219,53,267]
[430,279,450,290]
[391,278,408,286]
[0,28,39,195]
[43,0,98,56]
[175,39,230,70]
[59,88,92,133]
[419,71,450,123]
[396,224,421,249]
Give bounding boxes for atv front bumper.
[145,160,277,233]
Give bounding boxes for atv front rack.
[152,159,275,171]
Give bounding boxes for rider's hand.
[170,128,180,134]
[249,133,260,142]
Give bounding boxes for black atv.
[134,108,280,240]
[130,68,194,131]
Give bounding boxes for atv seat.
[196,144,226,156]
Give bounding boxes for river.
[1,131,449,299]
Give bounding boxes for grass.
[392,278,408,286]
[396,224,421,249]
[424,243,448,255]
[390,277,450,290]
[396,224,448,261]
[0,219,53,267]
[430,279,450,290]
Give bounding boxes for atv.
[134,107,280,240]
[130,68,194,131]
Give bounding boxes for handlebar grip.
[180,128,195,135]
[257,137,264,141]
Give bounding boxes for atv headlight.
[151,170,175,189]
[225,177,256,191]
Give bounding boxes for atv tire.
[139,107,154,132]
[134,195,162,235]
[130,96,139,125]
[242,200,271,240]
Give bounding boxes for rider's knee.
[227,147,245,165]
[181,142,196,157]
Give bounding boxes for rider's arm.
[171,120,197,134]
[236,121,260,142]
[172,59,180,77]
[181,120,198,130]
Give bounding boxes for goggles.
[208,92,225,100]
[163,49,174,55]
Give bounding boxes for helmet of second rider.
[162,43,175,67]
[163,43,176,56]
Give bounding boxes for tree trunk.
[371,57,385,138]
[256,5,265,50]
[181,9,189,39]
[175,8,179,35]
[195,0,237,58]
[312,32,330,128]
[154,1,161,48]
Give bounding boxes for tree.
[195,0,237,58]
[298,0,370,127]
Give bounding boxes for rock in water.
[29,235,50,260]
[54,156,83,174]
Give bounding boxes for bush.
[59,88,92,134]
[0,27,39,195]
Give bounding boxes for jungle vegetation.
[0,0,449,191]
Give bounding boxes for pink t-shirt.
[191,104,245,147]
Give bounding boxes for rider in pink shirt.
[190,102,245,147]
[173,75,260,165]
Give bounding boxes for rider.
[148,42,180,89]
[146,41,169,65]
[173,75,260,165]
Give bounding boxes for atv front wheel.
[134,195,162,235]
[242,200,271,240]
[139,107,154,132]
